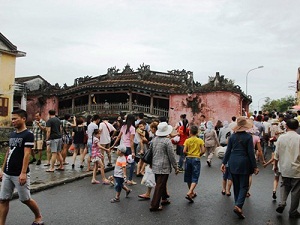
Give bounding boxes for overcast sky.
[1,0,299,112]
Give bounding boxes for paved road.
[4,156,298,225]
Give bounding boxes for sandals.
[138,194,151,199]
[233,206,245,219]
[246,192,251,198]
[91,180,100,184]
[126,189,132,198]
[110,197,120,203]
[32,221,44,225]
[185,194,194,203]
[149,206,163,212]
[45,170,54,173]
[102,180,111,185]
[161,200,171,205]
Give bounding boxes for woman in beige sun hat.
[220,116,259,219]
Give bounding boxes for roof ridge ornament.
[122,64,134,73]
[137,63,150,75]
[107,66,119,77]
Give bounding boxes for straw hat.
[156,122,173,136]
[232,116,253,132]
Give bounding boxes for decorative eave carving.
[73,75,92,87]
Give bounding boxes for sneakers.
[178,168,184,173]
[36,160,41,165]
[29,158,36,164]
[107,163,112,167]
[272,191,277,200]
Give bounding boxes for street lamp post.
[246,66,264,95]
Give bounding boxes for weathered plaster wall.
[169,91,242,126]
[26,96,59,122]
[0,53,16,125]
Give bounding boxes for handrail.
[59,103,168,117]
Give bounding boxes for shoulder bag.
[142,143,153,165]
[63,126,73,145]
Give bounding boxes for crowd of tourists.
[1,108,300,224]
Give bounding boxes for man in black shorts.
[0,109,44,225]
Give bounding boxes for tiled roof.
[0,32,17,50]
[15,75,41,83]
[0,32,26,57]
[58,71,192,96]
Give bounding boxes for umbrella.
[292,105,300,110]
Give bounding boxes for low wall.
[0,127,14,143]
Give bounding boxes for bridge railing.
[59,103,169,117]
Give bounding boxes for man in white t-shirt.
[99,117,116,167]
[262,116,271,159]
[86,114,100,171]
[274,119,300,218]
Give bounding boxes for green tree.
[261,95,296,113]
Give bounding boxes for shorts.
[73,143,85,152]
[87,142,92,156]
[33,140,44,150]
[184,157,201,184]
[0,173,31,202]
[50,138,62,153]
[223,166,232,180]
[114,176,124,192]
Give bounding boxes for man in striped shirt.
[30,112,46,165]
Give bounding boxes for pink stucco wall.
[26,96,59,123]
[169,91,243,126]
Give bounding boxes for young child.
[110,145,132,203]
[91,130,111,184]
[136,121,149,176]
[136,121,148,155]
[183,125,205,203]
[263,121,281,200]
[263,152,281,200]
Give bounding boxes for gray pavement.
[4,155,298,225]
[0,151,117,198]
